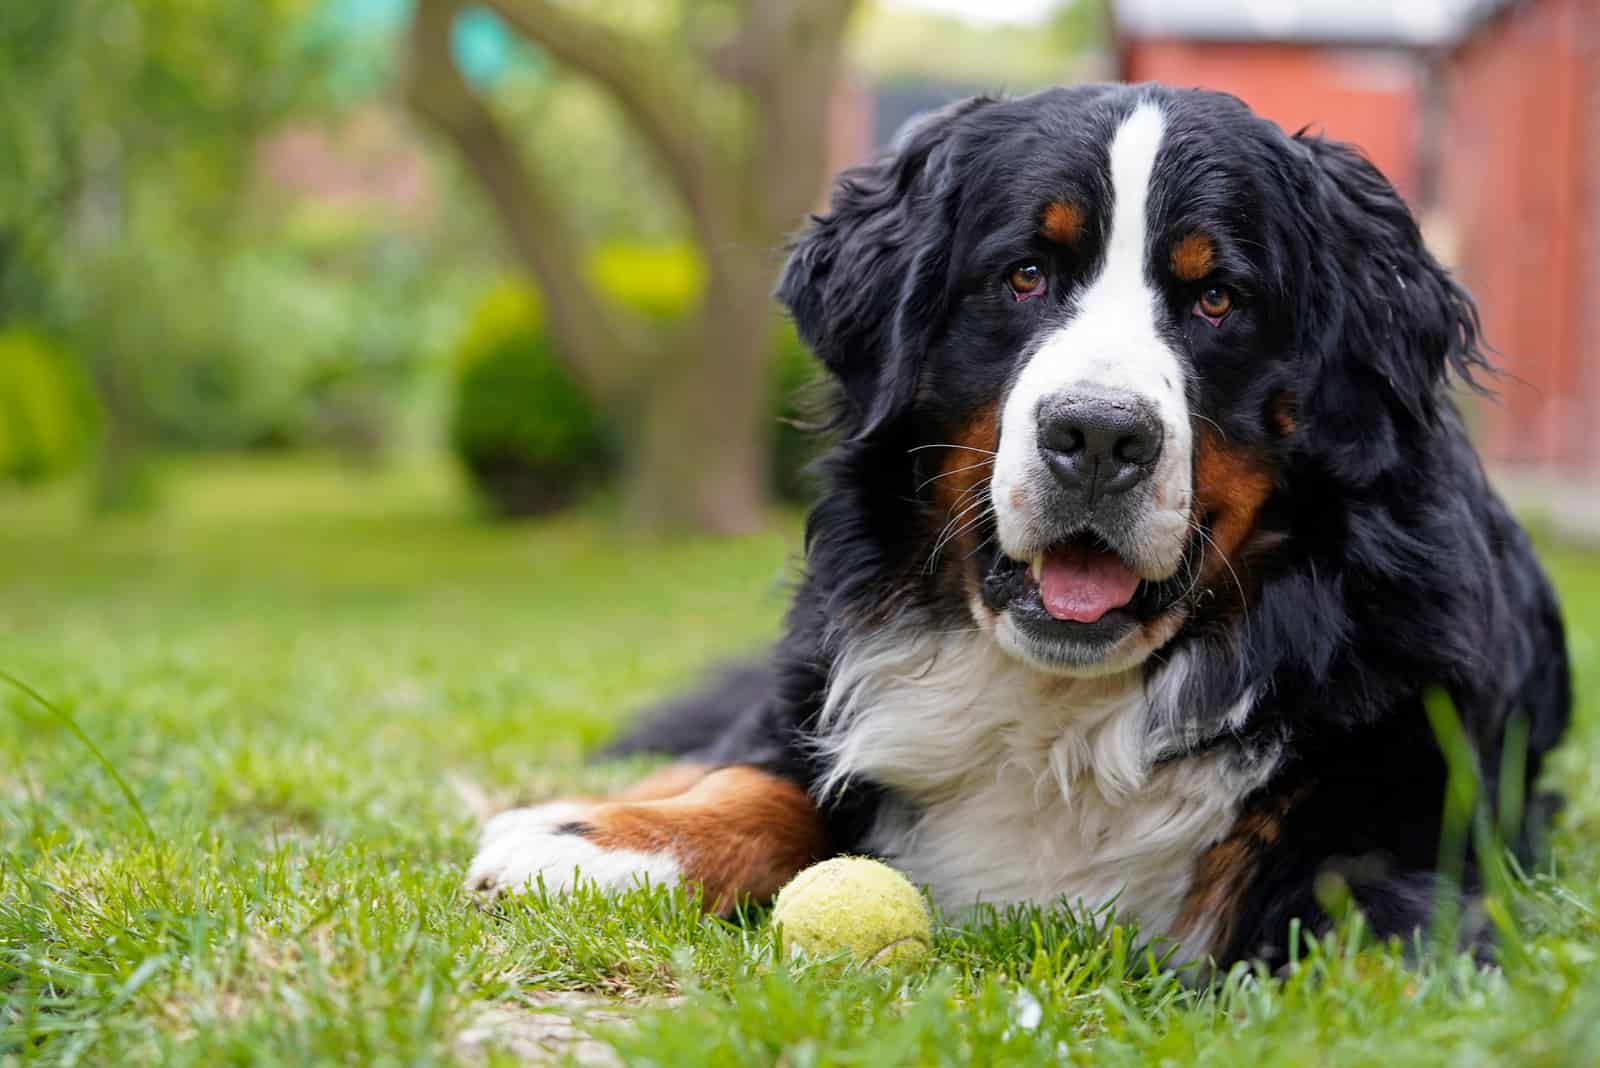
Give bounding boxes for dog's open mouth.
[1025,535,1142,623]
[980,532,1158,644]
[977,527,1203,670]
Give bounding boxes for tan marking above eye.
[1171,232,1216,281]
[1041,200,1085,246]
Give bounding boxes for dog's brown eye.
[1195,286,1233,322]
[1008,263,1046,299]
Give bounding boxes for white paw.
[465,801,682,897]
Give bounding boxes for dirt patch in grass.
[454,992,682,1067]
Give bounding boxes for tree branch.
[478,0,736,249]
[406,0,646,396]
[723,0,860,240]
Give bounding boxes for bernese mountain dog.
[467,84,1571,971]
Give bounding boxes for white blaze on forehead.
[991,100,1193,575]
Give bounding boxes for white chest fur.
[813,627,1268,950]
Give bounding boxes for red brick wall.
[1121,39,1425,199]
[1444,0,1597,474]
[1583,18,1600,476]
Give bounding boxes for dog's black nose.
[1036,390,1164,504]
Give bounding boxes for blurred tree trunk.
[89,365,155,514]
[407,0,855,534]
[624,250,775,531]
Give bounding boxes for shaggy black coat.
[607,84,1569,969]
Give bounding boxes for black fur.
[608,84,1569,969]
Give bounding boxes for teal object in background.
[304,0,545,98]
[451,6,508,88]
[325,0,411,29]
[301,0,412,101]
[450,4,547,89]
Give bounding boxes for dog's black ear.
[776,100,984,439]
[1290,135,1489,484]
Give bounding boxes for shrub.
[65,241,316,452]
[449,282,611,517]
[0,327,99,483]
[448,245,829,516]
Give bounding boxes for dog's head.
[780,85,1482,677]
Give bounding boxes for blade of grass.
[1424,687,1479,953]
[1423,686,1529,967]
[0,668,157,844]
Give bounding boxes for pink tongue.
[1037,544,1141,623]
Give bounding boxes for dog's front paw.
[465,801,682,898]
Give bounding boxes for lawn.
[3,454,1599,1066]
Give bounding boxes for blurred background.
[8,12,1600,1064]
[1,0,1595,537]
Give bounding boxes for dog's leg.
[615,762,711,801]
[466,766,828,914]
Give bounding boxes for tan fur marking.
[1193,428,1276,574]
[1138,604,1188,655]
[1041,200,1086,246]
[1175,791,1301,956]
[930,403,1001,582]
[525,763,709,811]
[1170,232,1215,282]
[1272,393,1298,437]
[579,767,829,915]
[616,763,710,802]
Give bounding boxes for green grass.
[3,453,1599,1066]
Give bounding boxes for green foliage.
[0,327,99,482]
[586,242,705,318]
[855,0,1102,90]
[59,206,464,459]
[450,246,825,516]
[1,0,326,326]
[450,281,612,516]
[67,243,315,451]
[772,319,825,504]
[0,0,372,505]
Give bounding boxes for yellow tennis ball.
[771,856,932,965]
